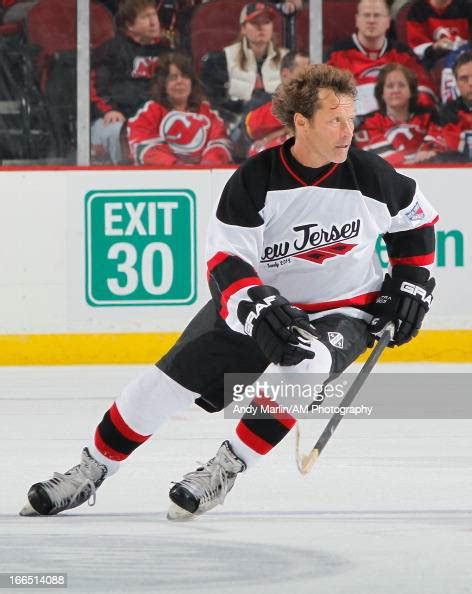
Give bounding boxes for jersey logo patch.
[160,111,210,154]
[406,201,425,222]
[132,56,160,79]
[328,332,344,349]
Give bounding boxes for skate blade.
[167,502,198,522]
[19,502,40,517]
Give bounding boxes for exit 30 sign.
[85,189,197,306]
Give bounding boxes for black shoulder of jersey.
[388,39,417,56]
[215,149,276,227]
[346,148,417,216]
[200,50,226,68]
[327,36,356,55]
[439,98,464,124]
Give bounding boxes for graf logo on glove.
[400,281,433,306]
[244,295,278,335]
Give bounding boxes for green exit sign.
[85,189,196,306]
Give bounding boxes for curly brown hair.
[272,64,357,134]
[152,53,203,111]
[374,63,418,114]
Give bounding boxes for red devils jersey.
[128,100,233,166]
[327,34,437,115]
[406,0,471,59]
[354,110,438,166]
[245,101,289,156]
[245,101,281,140]
[206,138,438,334]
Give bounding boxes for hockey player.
[20,64,437,521]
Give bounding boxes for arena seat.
[26,0,115,92]
[25,0,115,159]
[394,0,414,45]
[322,0,357,58]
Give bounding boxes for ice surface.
[1,364,471,594]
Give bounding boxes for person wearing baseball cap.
[239,2,277,25]
[200,0,288,134]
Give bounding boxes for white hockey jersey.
[206,139,438,334]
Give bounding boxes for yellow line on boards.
[0,333,181,365]
[0,330,470,365]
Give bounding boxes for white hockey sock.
[87,443,121,476]
[228,434,264,470]
[92,366,198,473]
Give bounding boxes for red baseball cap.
[240,2,277,25]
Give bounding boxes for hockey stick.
[295,322,395,475]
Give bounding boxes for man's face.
[356,0,390,41]
[281,55,310,83]
[127,5,160,44]
[456,61,472,104]
[296,90,356,166]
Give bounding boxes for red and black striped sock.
[94,402,151,462]
[231,393,296,467]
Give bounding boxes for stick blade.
[299,449,320,474]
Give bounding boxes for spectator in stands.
[327,0,437,118]
[355,63,441,165]
[436,50,472,160]
[91,0,171,164]
[127,52,232,166]
[242,49,310,157]
[438,42,472,104]
[405,0,472,70]
[200,1,288,128]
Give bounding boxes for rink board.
[0,166,470,363]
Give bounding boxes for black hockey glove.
[237,285,317,366]
[368,265,435,347]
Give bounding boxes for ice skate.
[167,440,246,521]
[19,448,107,516]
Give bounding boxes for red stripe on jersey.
[94,429,128,461]
[255,393,297,429]
[236,420,274,454]
[389,252,435,266]
[220,276,262,319]
[279,146,339,186]
[207,251,230,280]
[109,403,150,444]
[415,214,439,231]
[295,291,380,312]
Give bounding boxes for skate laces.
[179,458,232,505]
[42,454,104,510]
[43,470,97,509]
